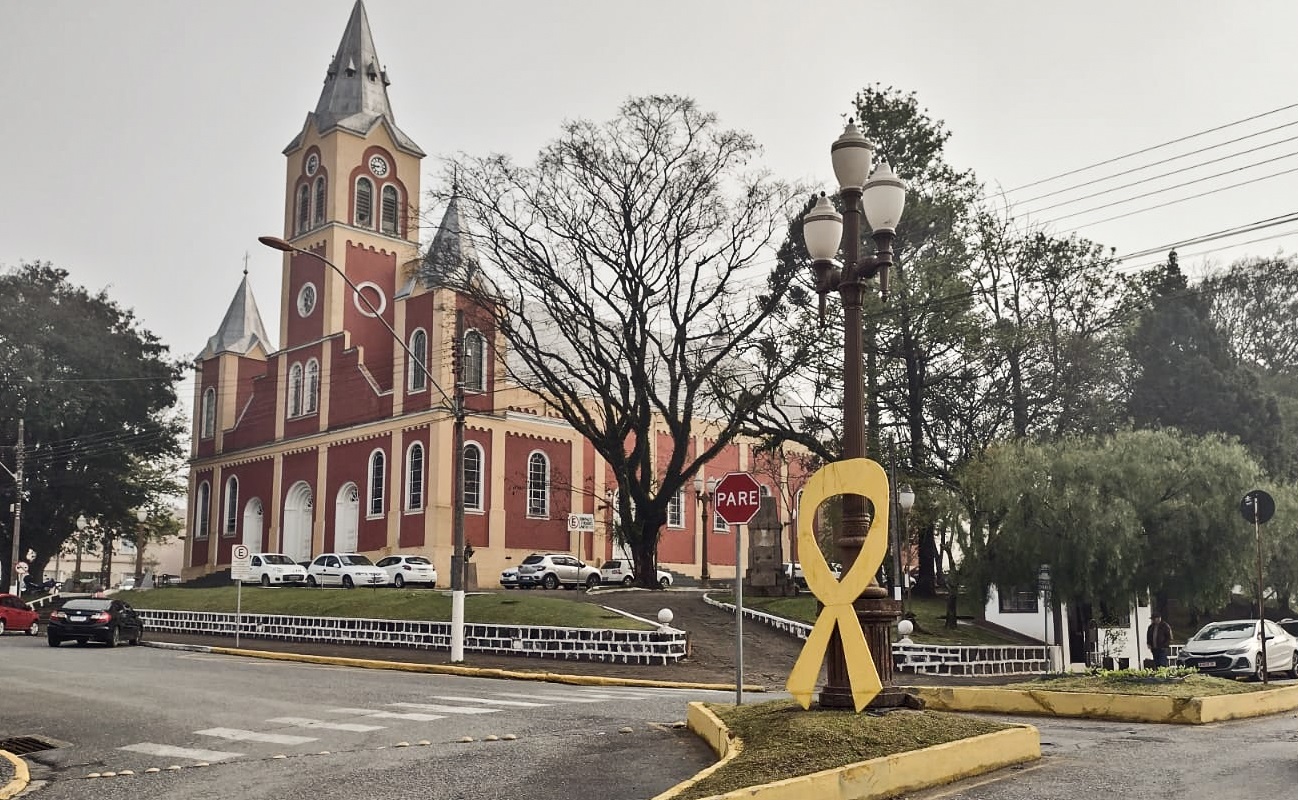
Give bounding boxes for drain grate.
[0,736,58,755]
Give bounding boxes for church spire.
[200,273,275,359]
[284,0,424,156]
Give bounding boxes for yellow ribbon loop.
[786,458,890,712]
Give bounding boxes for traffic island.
[0,749,29,800]
[912,682,1298,724]
[656,700,1039,800]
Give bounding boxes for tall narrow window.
[288,362,304,417]
[526,452,549,518]
[462,443,483,511]
[313,176,326,226]
[305,359,320,414]
[223,476,239,536]
[195,481,211,539]
[406,442,425,511]
[367,449,386,517]
[381,185,399,235]
[408,329,427,391]
[667,488,684,528]
[463,330,485,392]
[355,177,373,228]
[201,387,216,439]
[296,184,310,234]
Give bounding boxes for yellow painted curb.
[653,704,1039,800]
[913,683,1298,724]
[205,646,767,693]
[0,749,30,800]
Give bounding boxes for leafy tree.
[1198,254,1298,377]
[1128,252,1288,478]
[427,96,806,587]
[0,263,186,588]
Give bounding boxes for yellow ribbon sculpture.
[786,458,890,712]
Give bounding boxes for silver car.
[516,553,601,590]
[1179,619,1298,680]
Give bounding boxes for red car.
[0,593,40,636]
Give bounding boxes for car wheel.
[107,626,121,648]
[308,575,318,587]
[660,576,671,589]
[0,619,6,635]
[394,574,405,589]
[1255,659,1268,682]
[129,626,143,646]
[47,636,61,647]
[342,575,355,589]
[621,575,633,586]
[586,574,600,590]
[543,573,559,590]
[261,574,271,587]
[27,621,39,636]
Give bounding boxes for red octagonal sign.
[714,472,762,525]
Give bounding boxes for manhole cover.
[0,736,58,755]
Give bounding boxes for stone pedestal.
[746,496,798,597]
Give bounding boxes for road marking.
[119,743,243,762]
[387,703,498,715]
[427,695,552,708]
[494,691,610,704]
[327,708,447,721]
[266,717,386,732]
[195,728,318,745]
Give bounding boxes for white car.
[500,567,520,589]
[244,553,308,587]
[306,553,388,589]
[599,558,673,588]
[375,555,438,588]
[516,553,602,590]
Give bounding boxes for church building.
[186,0,800,584]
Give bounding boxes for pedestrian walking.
[1147,612,1173,668]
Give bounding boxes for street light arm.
[257,236,456,409]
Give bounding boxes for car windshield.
[405,557,431,565]
[340,555,374,566]
[522,555,544,565]
[263,554,295,565]
[62,599,111,612]
[1193,622,1257,641]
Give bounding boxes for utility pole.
[449,310,468,662]
[5,419,24,595]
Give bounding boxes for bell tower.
[277,0,424,364]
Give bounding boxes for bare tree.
[425,96,807,587]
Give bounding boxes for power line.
[1114,212,1298,262]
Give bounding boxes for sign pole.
[734,520,744,705]
[236,579,242,649]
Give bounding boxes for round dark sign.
[1241,489,1275,525]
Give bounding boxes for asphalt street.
[2,635,722,800]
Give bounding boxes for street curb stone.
[0,749,29,800]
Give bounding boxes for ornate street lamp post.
[693,476,718,583]
[802,120,907,708]
[895,484,915,604]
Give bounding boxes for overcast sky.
[5,0,1298,409]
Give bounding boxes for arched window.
[367,449,386,517]
[462,442,484,512]
[288,362,304,417]
[223,475,239,537]
[463,330,485,392]
[201,387,216,439]
[526,451,549,518]
[313,176,326,226]
[405,442,425,511]
[381,185,399,235]
[408,329,427,392]
[195,481,211,539]
[305,359,320,414]
[296,184,310,234]
[355,177,373,228]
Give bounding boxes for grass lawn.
[675,701,1012,800]
[120,586,652,630]
[719,593,1020,646]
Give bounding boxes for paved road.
[2,635,723,800]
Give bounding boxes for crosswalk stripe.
[427,695,551,708]
[327,707,447,721]
[119,743,243,762]
[387,702,498,715]
[494,691,609,704]
[195,728,318,745]
[266,717,386,732]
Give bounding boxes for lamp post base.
[818,596,921,710]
